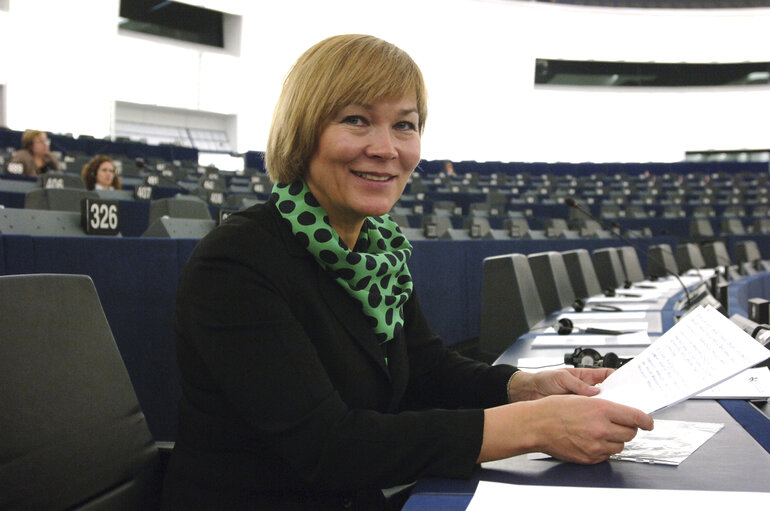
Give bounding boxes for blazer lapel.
[316,268,391,381]
[269,201,391,380]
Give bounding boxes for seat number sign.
[80,198,120,235]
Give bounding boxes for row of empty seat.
[479,239,769,358]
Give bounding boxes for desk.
[404,273,770,510]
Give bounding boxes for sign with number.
[134,185,153,200]
[80,199,120,236]
[7,162,23,175]
[44,177,64,189]
[209,191,224,205]
[146,175,160,186]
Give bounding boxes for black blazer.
[161,198,516,510]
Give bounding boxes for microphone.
[564,197,694,309]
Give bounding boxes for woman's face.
[31,134,49,157]
[95,161,116,188]
[306,95,420,231]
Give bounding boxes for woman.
[81,155,122,190]
[160,34,652,510]
[10,130,61,176]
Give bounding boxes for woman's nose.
[365,128,397,160]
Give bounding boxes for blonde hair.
[266,34,427,183]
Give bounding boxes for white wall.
[2,0,770,163]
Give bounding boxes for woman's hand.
[507,368,613,402]
[478,395,654,465]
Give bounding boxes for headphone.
[564,347,631,369]
[572,298,622,313]
[555,318,625,336]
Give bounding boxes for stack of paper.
[594,305,770,414]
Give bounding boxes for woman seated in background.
[81,155,121,190]
[10,129,61,176]
[160,34,653,511]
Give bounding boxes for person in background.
[160,34,653,511]
[81,155,121,190]
[10,130,61,176]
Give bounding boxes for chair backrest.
[721,218,746,235]
[149,196,212,225]
[702,240,732,268]
[527,251,576,315]
[617,246,645,284]
[142,217,216,239]
[0,274,162,510]
[592,247,626,291]
[421,214,452,239]
[480,254,545,358]
[503,217,530,238]
[25,187,99,212]
[735,240,762,265]
[690,218,715,238]
[561,248,603,298]
[676,242,707,272]
[648,243,679,278]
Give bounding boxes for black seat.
[676,242,707,273]
[592,247,627,291]
[480,254,545,359]
[0,274,169,510]
[527,251,576,315]
[562,248,603,299]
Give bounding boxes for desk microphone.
[564,197,694,309]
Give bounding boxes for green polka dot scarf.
[272,179,414,351]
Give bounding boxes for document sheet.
[466,481,768,510]
[594,305,770,414]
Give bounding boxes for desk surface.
[405,274,770,510]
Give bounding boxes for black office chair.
[0,274,168,510]
[148,195,212,225]
[592,247,627,291]
[24,187,99,212]
[480,254,545,360]
[617,246,645,285]
[527,251,576,315]
[734,240,770,273]
[647,243,679,279]
[562,248,604,299]
[702,240,741,279]
[676,242,707,273]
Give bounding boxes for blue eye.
[395,121,417,131]
[342,115,366,126]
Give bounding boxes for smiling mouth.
[352,171,393,182]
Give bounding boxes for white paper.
[594,305,770,414]
[514,357,569,372]
[525,420,724,466]
[587,294,661,304]
[559,312,648,321]
[609,420,723,465]
[693,367,770,399]
[531,331,652,348]
[584,302,656,312]
[539,321,649,334]
[466,481,768,511]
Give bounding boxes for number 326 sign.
[80,199,120,236]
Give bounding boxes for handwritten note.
[594,305,770,414]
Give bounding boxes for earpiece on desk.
[563,347,631,369]
[603,288,616,297]
[572,298,621,313]
[556,318,625,336]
